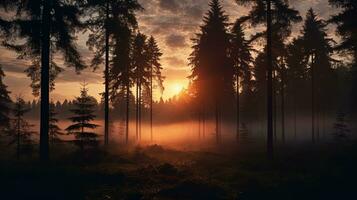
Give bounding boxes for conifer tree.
[0,65,12,131]
[301,9,334,143]
[3,0,86,160]
[49,103,63,144]
[236,0,301,155]
[286,38,309,139]
[329,0,357,115]
[333,111,350,141]
[85,0,142,145]
[66,83,99,150]
[132,33,150,141]
[10,97,35,159]
[230,20,254,143]
[189,0,234,144]
[146,36,164,142]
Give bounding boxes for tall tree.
[0,65,11,131]
[300,9,334,143]
[85,0,142,145]
[3,0,85,161]
[236,0,300,155]
[189,0,234,144]
[66,83,99,150]
[230,20,254,143]
[286,38,309,140]
[132,33,150,141]
[146,36,164,142]
[111,25,133,144]
[329,0,357,116]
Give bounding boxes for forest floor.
[0,141,357,200]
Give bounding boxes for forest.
[0,0,357,199]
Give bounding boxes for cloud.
[164,56,187,67]
[165,34,187,48]
[158,0,181,12]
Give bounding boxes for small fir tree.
[0,65,11,131]
[333,111,350,141]
[9,97,35,159]
[49,102,63,144]
[66,83,99,150]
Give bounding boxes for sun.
[172,83,184,95]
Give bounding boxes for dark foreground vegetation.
[1,141,356,200]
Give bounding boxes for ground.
[0,141,356,200]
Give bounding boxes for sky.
[0,0,336,102]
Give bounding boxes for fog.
[27,114,354,151]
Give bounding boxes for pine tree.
[132,33,150,141]
[0,1,12,37]
[333,111,350,141]
[10,97,35,159]
[85,0,142,145]
[301,9,334,143]
[49,103,63,144]
[111,25,133,144]
[146,36,164,142]
[189,0,234,144]
[230,20,254,143]
[3,0,86,161]
[66,83,99,150]
[286,38,309,140]
[236,0,301,156]
[329,0,357,115]
[0,65,12,131]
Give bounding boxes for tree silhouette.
[236,0,301,155]
[329,0,357,115]
[146,36,164,142]
[286,38,309,140]
[49,103,63,144]
[189,0,234,144]
[333,111,350,141]
[132,33,150,141]
[111,25,133,144]
[3,0,85,161]
[0,1,12,34]
[10,97,35,159]
[0,65,12,131]
[230,20,254,143]
[85,0,142,145]
[300,9,334,143]
[66,83,99,150]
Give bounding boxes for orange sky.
[0,0,335,102]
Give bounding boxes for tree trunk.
[126,84,130,144]
[281,65,285,144]
[273,71,277,143]
[104,0,110,146]
[215,99,219,144]
[203,108,206,139]
[136,78,139,141]
[266,0,274,159]
[198,110,201,139]
[17,116,20,160]
[293,92,297,141]
[236,73,240,143]
[40,0,50,161]
[311,53,315,144]
[316,91,320,142]
[138,80,142,141]
[150,66,153,142]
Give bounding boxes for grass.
[0,141,356,200]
